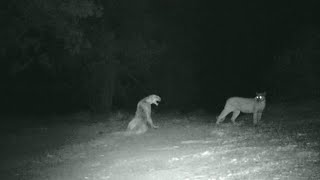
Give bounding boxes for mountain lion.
[216,92,266,125]
[127,94,161,135]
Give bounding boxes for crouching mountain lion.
[127,94,161,135]
[216,92,266,125]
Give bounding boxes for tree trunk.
[86,61,117,114]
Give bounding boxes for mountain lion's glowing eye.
[255,95,265,101]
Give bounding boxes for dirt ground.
[1,101,320,180]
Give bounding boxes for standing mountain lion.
[127,94,161,135]
[216,92,266,125]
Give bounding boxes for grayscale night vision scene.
[1,1,320,179]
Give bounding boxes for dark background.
[1,0,320,115]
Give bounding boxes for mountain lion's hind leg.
[216,108,232,124]
[231,110,240,124]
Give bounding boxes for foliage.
[270,27,320,99]
[2,0,103,67]
[1,0,168,113]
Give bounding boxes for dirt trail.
[1,109,320,180]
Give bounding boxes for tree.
[1,0,167,113]
[270,27,320,100]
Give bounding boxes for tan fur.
[127,95,161,135]
[216,92,266,125]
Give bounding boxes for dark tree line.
[1,0,320,114]
[0,0,197,114]
[268,27,320,101]
[1,1,143,113]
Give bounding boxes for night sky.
[1,0,320,115]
